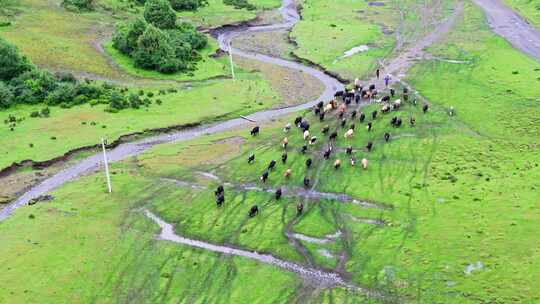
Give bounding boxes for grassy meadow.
[0,0,539,303]
[502,0,540,27]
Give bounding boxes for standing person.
[384,74,391,87]
[376,68,380,79]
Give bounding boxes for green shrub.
[40,107,50,117]
[0,81,13,108]
[223,0,255,10]
[45,83,77,105]
[0,38,33,82]
[144,0,177,29]
[133,25,180,73]
[61,0,95,11]
[112,18,148,55]
[170,0,207,11]
[9,70,58,104]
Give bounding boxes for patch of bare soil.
[234,56,324,107]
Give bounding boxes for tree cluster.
[223,0,256,11]
[61,0,96,11]
[0,38,156,113]
[113,0,208,74]
[134,0,208,12]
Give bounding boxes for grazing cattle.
[384,132,391,142]
[330,99,338,109]
[349,123,356,130]
[314,107,320,115]
[449,106,455,116]
[268,160,277,170]
[403,87,409,94]
[284,169,292,178]
[391,116,398,125]
[334,90,344,98]
[359,112,366,122]
[215,185,224,197]
[361,158,368,169]
[304,176,310,188]
[309,136,317,145]
[294,116,303,126]
[323,148,332,159]
[351,110,357,119]
[306,158,312,168]
[381,95,390,103]
[367,122,373,132]
[395,118,402,127]
[393,99,401,109]
[338,103,346,113]
[250,126,260,136]
[282,137,289,149]
[334,159,341,169]
[283,123,291,132]
[260,171,269,183]
[346,146,353,155]
[372,110,378,120]
[403,94,409,102]
[248,154,255,164]
[282,152,288,164]
[366,141,373,152]
[350,158,356,166]
[338,111,344,119]
[354,94,360,104]
[329,131,338,141]
[381,104,391,113]
[319,112,325,121]
[249,205,259,217]
[322,125,330,134]
[317,101,324,109]
[275,188,282,200]
[369,84,376,91]
[297,203,304,215]
[344,129,354,139]
[216,194,225,207]
[341,118,347,128]
[354,78,361,88]
[303,130,310,140]
[390,88,395,97]
[423,104,429,113]
[324,103,333,113]
[412,98,418,106]
[300,120,310,131]
[410,117,416,126]
[301,145,308,154]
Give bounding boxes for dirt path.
[0,0,463,222]
[143,209,384,297]
[472,0,540,61]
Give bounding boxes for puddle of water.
[195,171,220,181]
[325,231,342,239]
[317,249,334,258]
[291,233,329,244]
[464,261,484,275]
[143,209,355,289]
[333,45,370,64]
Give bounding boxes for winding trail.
[143,209,384,297]
[472,0,540,61]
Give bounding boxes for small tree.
[144,0,177,29]
[133,25,178,72]
[0,38,33,82]
[0,81,13,108]
[170,0,207,11]
[112,18,148,55]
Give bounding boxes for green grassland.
[0,1,539,304]
[290,0,395,81]
[502,0,540,27]
[0,72,280,169]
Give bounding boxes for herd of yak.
[213,81,431,218]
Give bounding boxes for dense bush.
[0,38,33,81]
[223,0,256,10]
[62,0,95,11]
[0,37,155,113]
[144,0,177,29]
[169,0,207,11]
[112,4,207,74]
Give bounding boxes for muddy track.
[143,209,387,298]
[1,0,463,223]
[472,0,540,61]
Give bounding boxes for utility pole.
[228,41,236,81]
[101,138,112,194]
